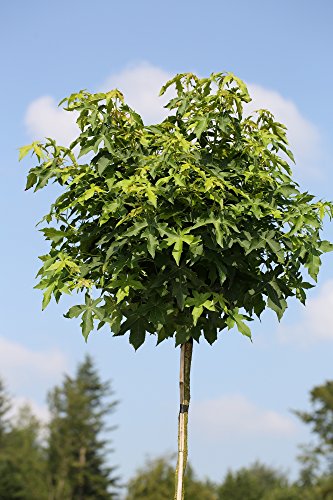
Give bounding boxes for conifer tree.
[0,381,48,499]
[47,355,119,499]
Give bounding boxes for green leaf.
[319,240,333,253]
[194,117,208,139]
[81,309,94,342]
[64,296,102,341]
[235,316,252,339]
[266,283,282,309]
[245,237,265,255]
[226,316,235,330]
[157,328,171,345]
[19,144,34,161]
[147,233,158,258]
[278,184,299,197]
[129,327,145,349]
[97,156,110,175]
[175,329,191,346]
[116,286,130,304]
[42,285,54,310]
[79,137,103,157]
[285,148,295,163]
[305,254,321,281]
[25,172,37,190]
[203,326,218,345]
[41,228,68,244]
[120,221,148,239]
[146,304,166,325]
[172,238,183,266]
[64,305,85,318]
[192,306,203,326]
[172,279,186,310]
[146,186,157,208]
[33,143,45,160]
[120,317,147,350]
[266,238,281,254]
[288,216,303,236]
[265,237,284,262]
[101,297,122,334]
[267,297,287,321]
[47,261,66,272]
[214,221,224,247]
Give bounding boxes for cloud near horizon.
[10,396,50,424]
[0,336,68,399]
[24,62,322,178]
[191,394,297,440]
[279,279,333,344]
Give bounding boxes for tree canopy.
[21,73,333,348]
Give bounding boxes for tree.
[0,382,49,500]
[126,456,217,500]
[20,72,333,499]
[295,381,333,498]
[0,405,49,500]
[47,355,119,499]
[217,462,295,500]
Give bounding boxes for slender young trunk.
[174,339,193,500]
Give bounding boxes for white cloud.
[246,84,321,178]
[99,61,173,124]
[192,394,296,439]
[0,336,68,394]
[10,396,50,423]
[24,62,322,178]
[279,280,333,344]
[25,95,79,146]
[24,62,173,145]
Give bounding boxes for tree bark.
[174,339,193,500]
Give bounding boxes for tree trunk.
[174,339,193,500]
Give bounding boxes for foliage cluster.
[125,455,332,500]
[20,73,333,348]
[2,372,333,498]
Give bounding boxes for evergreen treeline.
[0,356,119,499]
[1,357,333,499]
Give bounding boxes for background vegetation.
[1,357,333,499]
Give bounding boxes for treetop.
[20,72,333,348]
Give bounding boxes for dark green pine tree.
[47,355,119,499]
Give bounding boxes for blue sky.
[2,0,333,488]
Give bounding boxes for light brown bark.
[174,339,193,500]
